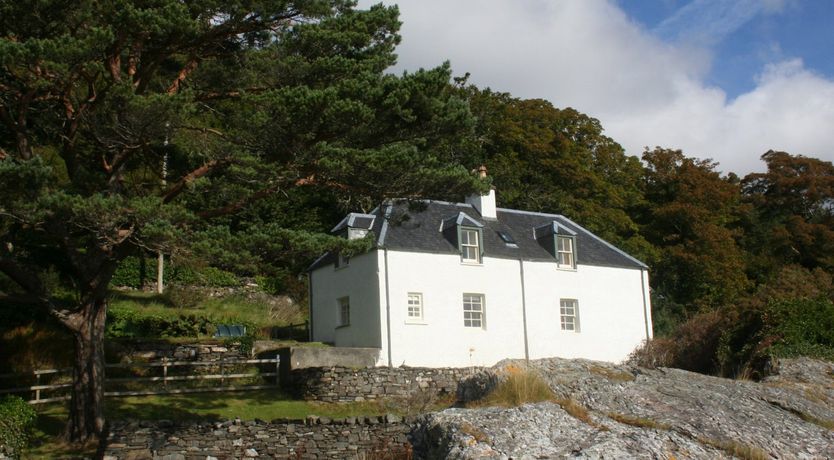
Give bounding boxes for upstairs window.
[335,252,350,269]
[557,235,575,269]
[460,228,482,264]
[463,293,485,328]
[535,221,577,269]
[440,212,484,265]
[560,298,579,332]
[338,297,350,327]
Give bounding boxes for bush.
[0,395,37,458]
[162,285,209,309]
[106,307,214,338]
[110,255,240,289]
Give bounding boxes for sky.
[357,0,834,175]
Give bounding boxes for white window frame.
[560,298,579,332]
[557,235,576,269]
[460,228,482,264]
[463,293,485,328]
[406,292,424,323]
[338,296,350,327]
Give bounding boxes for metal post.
[35,373,40,403]
[162,357,168,388]
[275,357,280,386]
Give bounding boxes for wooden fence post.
[162,357,168,388]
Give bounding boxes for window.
[497,230,519,248]
[560,299,579,332]
[460,228,481,264]
[338,297,350,326]
[557,235,575,268]
[463,293,485,328]
[335,252,350,268]
[407,293,423,322]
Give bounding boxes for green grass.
[109,290,299,330]
[27,390,422,458]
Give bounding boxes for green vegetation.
[0,0,832,446]
[107,290,306,339]
[0,395,38,458]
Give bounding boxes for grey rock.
[415,357,834,459]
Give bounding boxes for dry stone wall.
[287,366,483,402]
[103,417,412,460]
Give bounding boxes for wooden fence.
[0,357,280,404]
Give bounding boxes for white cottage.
[308,186,652,368]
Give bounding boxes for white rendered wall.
[381,251,527,367]
[310,251,382,349]
[523,262,651,362]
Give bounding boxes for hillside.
[412,357,834,459]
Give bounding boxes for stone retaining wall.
[104,417,413,460]
[287,366,484,402]
[110,341,248,363]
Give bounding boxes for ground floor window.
[407,292,423,322]
[463,293,485,328]
[560,298,579,332]
[338,296,350,326]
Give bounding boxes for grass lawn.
[26,389,434,458]
[109,289,306,330]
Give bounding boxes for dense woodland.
[1,0,833,442]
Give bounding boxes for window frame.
[406,292,424,323]
[338,296,350,327]
[462,293,486,329]
[458,227,483,264]
[560,298,579,332]
[556,235,576,269]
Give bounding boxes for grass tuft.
[588,365,636,383]
[606,412,670,430]
[475,366,555,407]
[699,436,769,460]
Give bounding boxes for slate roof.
[309,200,647,271]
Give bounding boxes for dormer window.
[331,213,375,240]
[460,228,481,264]
[535,221,577,269]
[557,235,575,268]
[440,212,485,265]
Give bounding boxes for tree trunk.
[64,297,108,442]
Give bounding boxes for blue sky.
[622,0,834,99]
[360,0,834,175]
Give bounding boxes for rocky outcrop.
[414,357,834,459]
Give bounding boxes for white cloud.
[359,0,834,175]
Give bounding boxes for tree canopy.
[0,0,481,441]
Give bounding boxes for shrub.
[224,334,255,356]
[627,338,677,369]
[110,255,240,289]
[0,395,37,458]
[162,285,209,309]
[106,307,213,338]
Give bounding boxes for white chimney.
[466,165,497,219]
